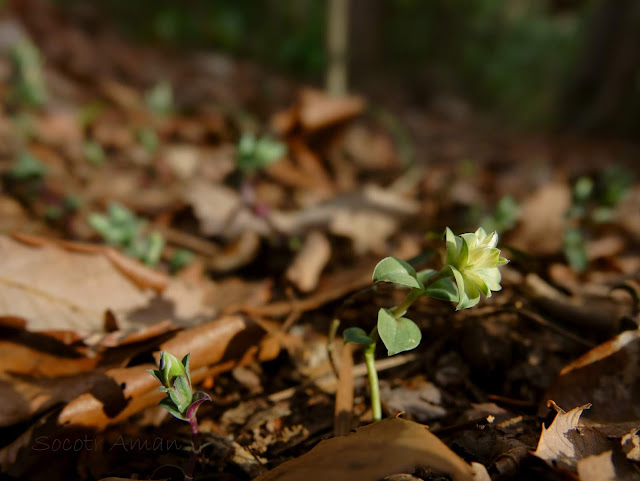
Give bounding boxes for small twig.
[268,352,418,403]
[513,307,595,348]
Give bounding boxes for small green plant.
[9,151,47,179]
[344,227,508,421]
[88,202,165,266]
[145,81,174,117]
[564,167,634,272]
[10,39,48,107]
[235,134,286,173]
[83,140,105,166]
[149,351,211,481]
[480,195,520,233]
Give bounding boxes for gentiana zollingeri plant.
[149,351,211,481]
[343,227,509,422]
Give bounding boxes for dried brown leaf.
[509,182,571,255]
[298,88,365,132]
[253,417,475,481]
[542,330,640,433]
[286,231,331,293]
[534,402,610,472]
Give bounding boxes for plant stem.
[184,416,200,481]
[363,271,450,422]
[390,287,423,317]
[364,327,381,422]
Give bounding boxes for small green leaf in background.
[236,134,286,173]
[480,195,520,233]
[564,227,588,273]
[9,151,47,179]
[170,248,194,274]
[372,257,422,289]
[137,127,159,154]
[83,140,105,166]
[344,327,374,345]
[377,308,422,356]
[11,40,48,107]
[145,80,173,117]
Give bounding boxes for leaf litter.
[1,2,640,481]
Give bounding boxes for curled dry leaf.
[534,402,611,472]
[542,330,640,434]
[253,417,475,481]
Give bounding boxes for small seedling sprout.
[149,351,211,481]
[344,227,509,422]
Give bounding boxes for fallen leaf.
[534,402,610,472]
[0,235,161,339]
[576,451,616,481]
[509,182,571,255]
[184,180,270,238]
[253,417,475,481]
[542,330,640,434]
[298,88,365,133]
[286,231,331,293]
[621,428,640,462]
[58,315,274,430]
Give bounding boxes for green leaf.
[424,277,459,302]
[372,257,422,289]
[343,327,373,345]
[377,308,422,356]
[158,397,187,421]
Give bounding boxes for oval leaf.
[377,308,422,356]
[344,327,373,345]
[372,257,422,289]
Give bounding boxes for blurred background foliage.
[53,0,639,133]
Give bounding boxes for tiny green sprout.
[149,351,211,480]
[236,134,286,173]
[10,39,48,107]
[344,227,508,422]
[88,202,165,266]
[9,151,47,179]
[145,81,174,117]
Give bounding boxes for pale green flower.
[444,227,508,310]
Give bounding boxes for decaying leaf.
[509,182,571,255]
[0,235,162,337]
[542,330,640,434]
[253,417,476,481]
[298,88,365,133]
[533,402,610,472]
[576,451,617,481]
[58,315,275,430]
[285,230,331,293]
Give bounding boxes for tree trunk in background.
[326,0,349,95]
[558,0,640,133]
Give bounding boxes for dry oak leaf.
[253,417,475,481]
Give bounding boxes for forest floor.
[2,2,640,481]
